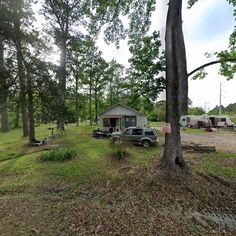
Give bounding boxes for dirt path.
[181,130,236,154]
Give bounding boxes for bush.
[38,148,76,162]
[113,140,126,160]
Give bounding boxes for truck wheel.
[142,140,151,148]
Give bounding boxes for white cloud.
[183,0,235,109]
[96,33,130,66]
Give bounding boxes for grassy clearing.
[0,123,58,161]
[0,123,235,187]
[0,129,28,161]
[195,152,236,179]
[0,123,236,235]
[0,123,162,190]
[181,127,205,134]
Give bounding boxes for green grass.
[0,123,235,193]
[0,128,27,161]
[38,148,76,161]
[0,123,236,235]
[195,152,236,179]
[149,121,165,129]
[0,123,58,161]
[0,123,162,192]
[181,127,205,134]
[0,123,236,192]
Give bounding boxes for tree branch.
[187,59,236,78]
[129,85,166,104]
[112,0,122,20]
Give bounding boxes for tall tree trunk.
[27,72,35,144]
[160,0,188,172]
[95,88,98,124]
[0,95,9,133]
[0,35,9,132]
[89,72,92,126]
[14,8,28,137]
[17,46,28,137]
[110,79,113,106]
[75,74,79,127]
[57,39,67,131]
[116,86,119,104]
[14,98,20,129]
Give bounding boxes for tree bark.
[17,48,29,137]
[160,0,188,172]
[95,88,98,124]
[110,78,113,106]
[0,35,9,132]
[0,95,9,133]
[57,38,67,131]
[27,71,35,144]
[75,73,79,126]
[14,8,29,137]
[14,98,20,129]
[89,71,93,126]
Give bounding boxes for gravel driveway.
[181,130,236,154]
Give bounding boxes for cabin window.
[125,116,136,128]
[103,118,110,127]
[220,118,226,122]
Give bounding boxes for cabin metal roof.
[99,103,145,116]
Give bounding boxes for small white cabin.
[99,104,148,132]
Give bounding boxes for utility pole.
[204,102,210,114]
[219,82,222,116]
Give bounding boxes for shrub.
[38,148,76,162]
[113,140,126,160]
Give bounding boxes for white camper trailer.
[180,115,193,127]
[209,115,234,127]
[180,114,234,128]
[180,115,210,128]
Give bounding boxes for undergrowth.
[113,140,127,160]
[38,148,76,162]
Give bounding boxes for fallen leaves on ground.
[0,162,236,236]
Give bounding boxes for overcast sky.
[35,0,235,111]
[96,0,235,111]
